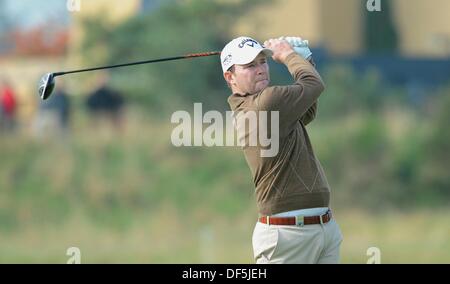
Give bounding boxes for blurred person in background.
[85,72,125,131]
[34,81,71,139]
[222,36,342,264]
[0,78,18,133]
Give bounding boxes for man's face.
[224,53,270,95]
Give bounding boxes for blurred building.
[66,0,450,58]
[234,0,450,94]
[235,0,450,58]
[68,0,159,56]
[66,0,161,92]
[0,0,154,125]
[0,0,70,123]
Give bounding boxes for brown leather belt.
[259,210,332,226]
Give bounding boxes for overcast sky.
[2,0,69,30]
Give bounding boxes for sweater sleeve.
[257,53,325,136]
[300,101,317,126]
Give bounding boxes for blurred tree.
[318,64,386,119]
[364,0,399,54]
[420,89,450,203]
[81,0,270,112]
[140,0,163,12]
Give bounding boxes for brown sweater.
[227,53,330,216]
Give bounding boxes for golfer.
[221,36,343,264]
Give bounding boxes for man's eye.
[246,64,255,68]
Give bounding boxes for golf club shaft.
[54,51,221,77]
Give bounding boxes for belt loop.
[319,214,324,225]
[295,215,304,227]
[266,216,270,225]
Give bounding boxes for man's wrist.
[307,56,316,67]
[283,51,302,64]
[281,51,296,64]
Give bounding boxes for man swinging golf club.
[221,36,343,264]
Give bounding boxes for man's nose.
[256,63,266,74]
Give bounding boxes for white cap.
[220,36,273,73]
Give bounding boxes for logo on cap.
[238,38,258,48]
[222,54,232,65]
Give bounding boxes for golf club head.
[38,73,55,100]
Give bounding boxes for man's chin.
[256,80,269,92]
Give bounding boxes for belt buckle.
[319,210,330,224]
[295,215,304,227]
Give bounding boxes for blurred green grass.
[1,208,449,263]
[0,103,449,263]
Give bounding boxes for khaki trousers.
[252,218,343,264]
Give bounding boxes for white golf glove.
[280,36,312,60]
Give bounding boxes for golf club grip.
[55,51,221,76]
[185,51,221,58]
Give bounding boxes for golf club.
[38,51,221,100]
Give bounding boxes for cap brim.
[261,48,273,57]
[235,48,273,65]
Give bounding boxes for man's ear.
[223,71,234,86]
